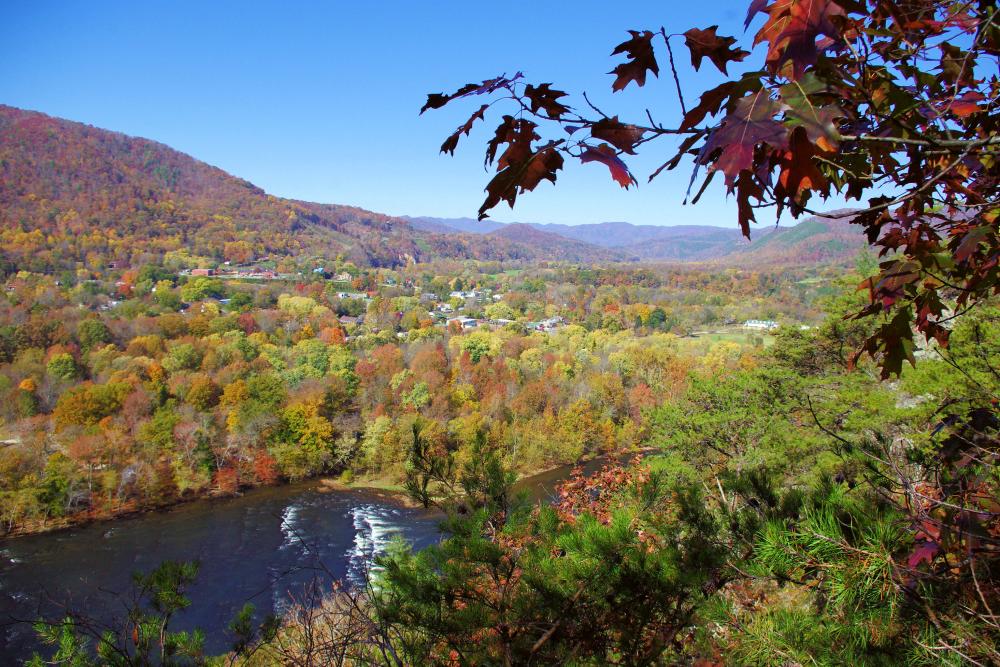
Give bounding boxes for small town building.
[447,316,479,330]
[743,319,779,330]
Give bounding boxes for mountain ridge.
[0,105,620,270]
[404,214,864,265]
[0,104,867,271]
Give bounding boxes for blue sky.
[1,1,816,228]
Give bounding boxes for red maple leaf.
[484,116,539,168]
[440,104,489,155]
[580,144,636,188]
[734,170,764,237]
[944,91,986,117]
[701,91,788,186]
[421,73,523,114]
[775,128,829,198]
[479,144,564,219]
[683,26,749,74]
[524,83,571,118]
[609,30,659,92]
[590,116,645,154]
[756,0,845,80]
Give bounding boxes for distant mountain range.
[405,216,754,254]
[405,213,866,265]
[0,104,868,271]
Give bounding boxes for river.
[0,461,597,661]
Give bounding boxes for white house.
[449,290,481,300]
[743,319,779,330]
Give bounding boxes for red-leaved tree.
[422,0,999,378]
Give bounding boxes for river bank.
[1,474,419,540]
[317,476,422,508]
[2,447,649,541]
[318,450,638,509]
[0,454,635,660]
[0,480,443,660]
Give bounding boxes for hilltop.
[487,224,628,263]
[0,105,613,272]
[724,213,864,265]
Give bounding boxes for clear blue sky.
[1,1,818,228]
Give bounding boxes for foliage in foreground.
[424,0,1000,379]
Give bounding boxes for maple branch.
[661,29,688,117]
[920,269,976,294]
[491,86,707,140]
[840,134,1000,150]
[627,123,703,136]
[792,141,979,221]
[581,92,610,120]
[813,155,876,181]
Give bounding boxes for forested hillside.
[487,223,628,262]
[0,105,617,273]
[723,215,866,265]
